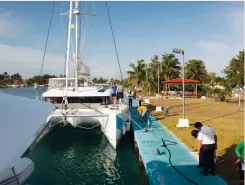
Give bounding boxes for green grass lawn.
[147,98,244,184]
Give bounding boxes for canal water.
[1,87,148,185]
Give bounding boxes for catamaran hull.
[47,106,130,149]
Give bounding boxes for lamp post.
[144,63,150,104]
[145,64,148,97]
[152,61,161,111]
[172,48,185,118]
[157,63,160,106]
[173,48,189,127]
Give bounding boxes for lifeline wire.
[39,1,56,76]
[105,2,124,83]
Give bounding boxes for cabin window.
[46,96,112,105]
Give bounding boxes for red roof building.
[162,78,199,84]
[162,78,199,98]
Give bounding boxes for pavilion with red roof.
[162,78,199,98]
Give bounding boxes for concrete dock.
[130,101,228,185]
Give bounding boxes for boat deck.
[51,103,128,116]
[130,101,227,185]
[54,103,101,109]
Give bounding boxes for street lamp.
[172,48,189,127]
[152,61,161,112]
[144,64,150,104]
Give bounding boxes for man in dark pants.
[195,122,217,176]
[191,129,204,168]
[128,91,133,108]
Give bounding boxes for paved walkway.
[130,101,227,185]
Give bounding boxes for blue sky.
[0,1,243,79]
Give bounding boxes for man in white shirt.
[195,122,217,176]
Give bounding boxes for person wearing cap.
[194,122,217,176]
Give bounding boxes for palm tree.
[208,72,216,87]
[185,59,208,84]
[147,55,160,93]
[3,72,9,80]
[161,53,181,81]
[127,59,147,89]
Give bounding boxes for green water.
[1,88,148,185]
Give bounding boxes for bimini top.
[162,78,199,84]
[0,92,54,174]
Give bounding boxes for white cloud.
[225,7,244,40]
[0,44,66,78]
[192,5,244,76]
[0,8,33,37]
[0,44,124,80]
[194,41,239,76]
[90,68,122,80]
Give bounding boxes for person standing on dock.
[194,122,217,176]
[111,84,117,105]
[235,140,244,184]
[116,83,124,103]
[138,93,143,107]
[128,91,133,108]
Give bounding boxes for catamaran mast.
[74,0,79,91]
[65,0,73,93]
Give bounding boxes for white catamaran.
[41,0,131,149]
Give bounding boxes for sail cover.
[77,62,90,76]
[0,93,54,174]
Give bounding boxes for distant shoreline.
[0,86,33,89]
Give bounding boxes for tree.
[223,50,244,106]
[147,55,160,93]
[3,72,8,80]
[161,53,181,81]
[208,72,216,87]
[215,76,226,85]
[223,50,244,89]
[127,59,147,89]
[185,59,208,84]
[92,78,98,83]
[0,74,4,81]
[11,73,22,83]
[123,78,132,88]
[25,74,57,85]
